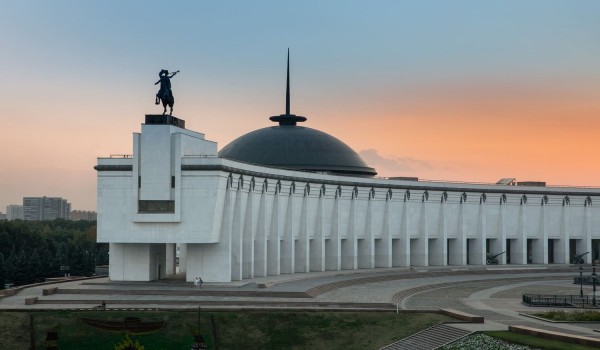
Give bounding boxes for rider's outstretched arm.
[168,71,178,78]
[155,80,160,85]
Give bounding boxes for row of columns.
[185,176,595,281]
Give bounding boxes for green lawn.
[1,309,454,350]
[0,312,30,349]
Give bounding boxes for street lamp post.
[580,265,584,297]
[593,264,597,307]
[60,265,71,278]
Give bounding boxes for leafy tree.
[12,247,32,285]
[0,220,104,286]
[114,334,145,350]
[4,245,16,285]
[0,253,5,288]
[30,249,43,282]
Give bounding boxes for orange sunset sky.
[1,1,599,211]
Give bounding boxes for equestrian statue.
[155,69,179,115]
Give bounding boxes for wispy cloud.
[359,149,432,176]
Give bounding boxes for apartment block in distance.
[23,197,71,221]
[6,205,24,220]
[70,210,97,221]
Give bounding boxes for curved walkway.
[1,264,598,339]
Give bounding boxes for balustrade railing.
[522,294,599,308]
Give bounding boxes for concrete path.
[1,264,599,340]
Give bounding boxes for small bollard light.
[580,265,584,297]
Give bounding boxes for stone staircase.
[53,287,310,298]
[304,267,572,298]
[391,275,571,306]
[380,323,471,350]
[33,298,395,310]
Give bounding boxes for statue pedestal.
[145,114,185,129]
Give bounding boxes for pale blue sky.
[1,1,599,211]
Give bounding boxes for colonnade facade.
[176,170,600,282]
[96,118,600,282]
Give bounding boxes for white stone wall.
[108,243,165,281]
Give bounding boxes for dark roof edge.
[219,157,376,176]
[94,165,133,171]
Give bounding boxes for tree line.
[0,219,108,288]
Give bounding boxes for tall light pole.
[580,265,584,297]
[593,264,597,307]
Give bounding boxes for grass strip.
[0,312,30,349]
[15,310,454,350]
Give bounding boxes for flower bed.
[533,309,600,322]
[440,334,536,350]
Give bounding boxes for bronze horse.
[155,69,179,115]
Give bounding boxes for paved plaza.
[2,265,600,339]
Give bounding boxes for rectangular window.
[138,200,175,213]
[171,176,175,188]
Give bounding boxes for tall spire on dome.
[286,48,290,115]
[270,48,307,126]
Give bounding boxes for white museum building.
[96,74,600,282]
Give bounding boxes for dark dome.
[219,123,377,177]
[221,50,376,176]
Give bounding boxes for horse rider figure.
[155,69,179,115]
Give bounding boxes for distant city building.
[23,197,71,221]
[517,181,546,187]
[496,178,517,186]
[6,205,24,220]
[70,210,97,221]
[0,213,6,221]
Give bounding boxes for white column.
[495,199,508,264]
[267,190,282,276]
[310,195,325,271]
[230,183,245,281]
[342,195,358,270]
[254,189,268,277]
[514,201,528,264]
[473,201,487,265]
[451,201,467,265]
[583,202,593,264]
[358,197,374,268]
[281,190,296,274]
[429,200,446,266]
[487,199,505,264]
[412,199,429,266]
[534,200,549,264]
[397,200,410,266]
[554,205,571,264]
[242,187,255,279]
[295,191,310,273]
[375,197,392,267]
[326,196,341,270]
